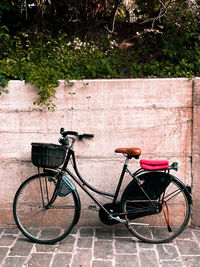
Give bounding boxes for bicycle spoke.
[48,205,77,209]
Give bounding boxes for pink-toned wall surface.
[192,78,200,226]
[0,78,199,226]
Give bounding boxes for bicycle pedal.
[88,205,99,212]
[108,215,127,224]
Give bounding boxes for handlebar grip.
[60,127,64,134]
[83,133,94,138]
[78,133,94,140]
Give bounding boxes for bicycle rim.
[13,173,80,244]
[122,177,191,243]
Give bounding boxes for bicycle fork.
[38,169,60,210]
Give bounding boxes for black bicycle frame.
[61,148,131,214]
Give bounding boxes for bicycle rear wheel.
[13,171,80,244]
[121,173,191,243]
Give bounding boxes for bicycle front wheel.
[13,171,80,244]
[121,173,191,243]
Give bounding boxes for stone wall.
[0,78,199,226]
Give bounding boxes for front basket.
[31,143,66,169]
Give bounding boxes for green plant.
[0,2,200,109]
[0,87,9,96]
[0,34,125,108]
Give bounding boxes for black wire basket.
[31,143,66,169]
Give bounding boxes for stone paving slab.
[0,226,200,267]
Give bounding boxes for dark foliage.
[0,1,199,108]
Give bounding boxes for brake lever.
[78,135,89,146]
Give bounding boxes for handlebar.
[60,128,78,137]
[59,128,94,146]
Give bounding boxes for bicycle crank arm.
[108,215,128,224]
[109,216,149,227]
[128,222,149,226]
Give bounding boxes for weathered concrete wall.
[0,78,195,226]
[192,77,200,226]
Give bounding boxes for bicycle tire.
[13,171,80,244]
[121,172,191,244]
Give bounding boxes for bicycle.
[13,128,192,244]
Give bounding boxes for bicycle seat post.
[125,156,130,166]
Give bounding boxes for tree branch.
[105,0,122,34]
[140,0,169,29]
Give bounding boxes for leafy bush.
[0,33,124,108]
[0,2,200,109]
[128,5,200,79]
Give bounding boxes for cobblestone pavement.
[0,226,200,267]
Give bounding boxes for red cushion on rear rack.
[140,159,169,166]
[141,164,169,170]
